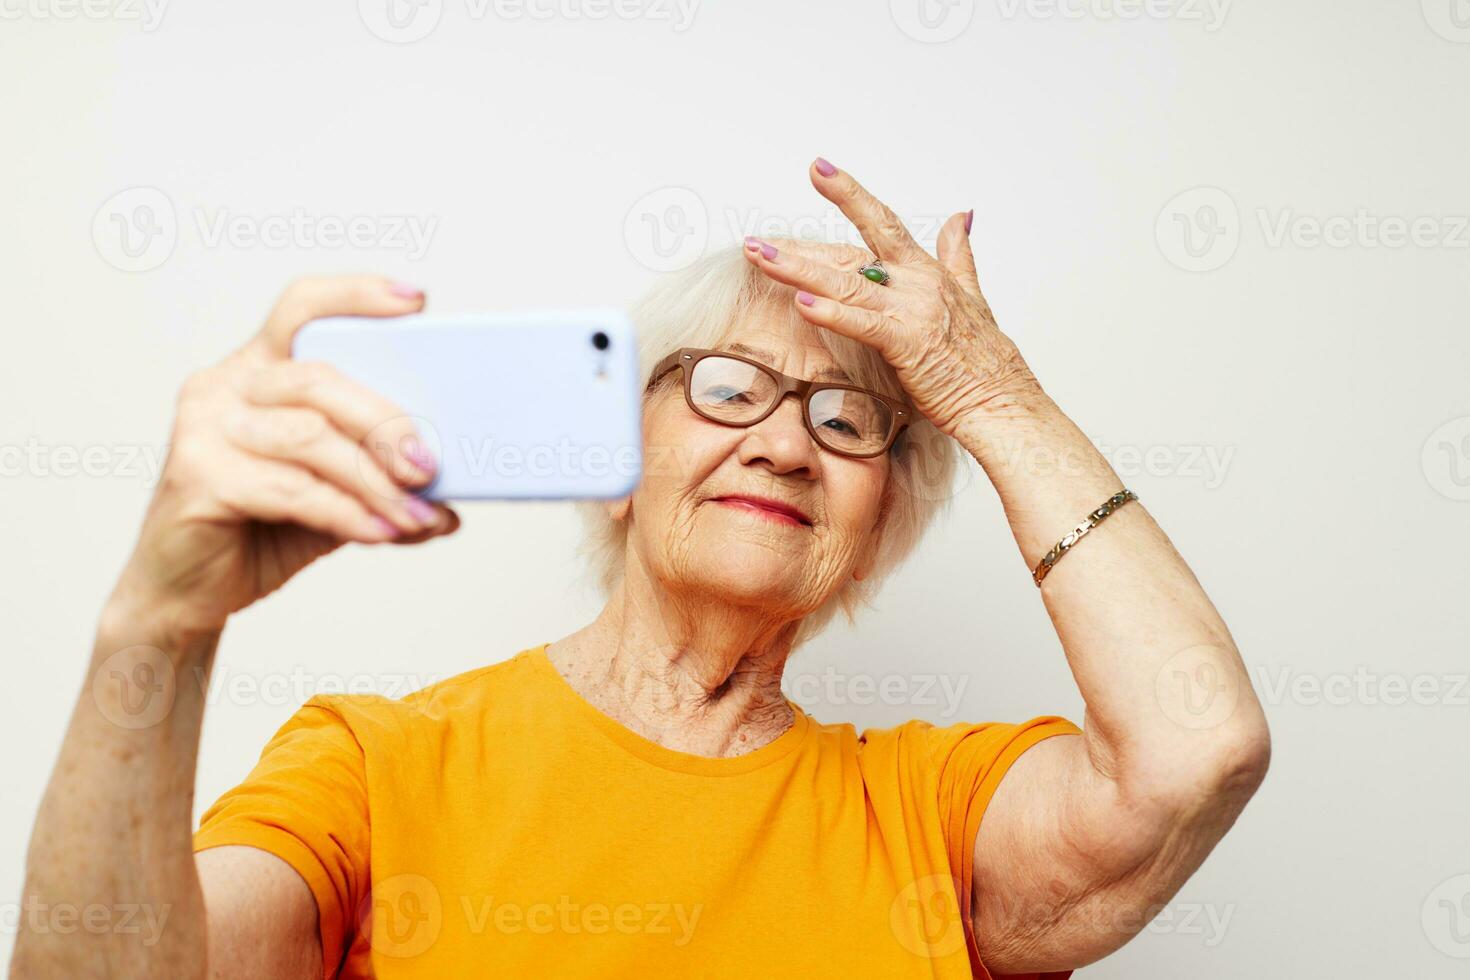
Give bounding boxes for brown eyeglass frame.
[647,347,912,459]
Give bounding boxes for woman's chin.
[679,559,811,608]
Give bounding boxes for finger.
[808,159,931,265]
[213,450,399,545]
[791,289,895,354]
[247,276,426,361]
[936,210,982,301]
[244,360,435,487]
[390,503,460,545]
[221,405,441,536]
[746,236,873,272]
[742,237,894,311]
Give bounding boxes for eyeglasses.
[647,347,912,459]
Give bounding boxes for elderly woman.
[15,160,1269,980]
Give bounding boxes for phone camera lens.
[591,331,610,351]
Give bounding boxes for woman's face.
[615,310,891,618]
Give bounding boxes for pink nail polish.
[390,282,424,299]
[370,516,399,539]
[964,209,974,235]
[744,236,761,250]
[814,157,837,177]
[796,291,816,307]
[405,497,438,526]
[759,242,777,261]
[404,436,437,474]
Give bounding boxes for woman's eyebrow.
[723,343,853,383]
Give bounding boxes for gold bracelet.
[1032,489,1138,586]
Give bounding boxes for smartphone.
[291,310,642,501]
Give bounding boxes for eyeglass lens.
[688,355,893,455]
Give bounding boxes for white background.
[2,0,1468,975]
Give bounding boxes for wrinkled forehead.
[712,296,900,397]
[713,301,851,383]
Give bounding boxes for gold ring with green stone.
[859,260,891,286]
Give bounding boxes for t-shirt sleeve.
[928,714,1082,980]
[193,696,372,978]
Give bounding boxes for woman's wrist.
[99,571,224,670]
[953,385,1071,468]
[953,390,1131,567]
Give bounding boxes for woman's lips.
[709,496,811,528]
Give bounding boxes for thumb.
[936,210,981,300]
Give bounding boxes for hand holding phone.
[113,278,457,639]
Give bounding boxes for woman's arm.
[12,600,319,980]
[742,160,1270,974]
[11,278,456,979]
[956,390,1269,973]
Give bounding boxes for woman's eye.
[705,385,749,403]
[821,417,859,436]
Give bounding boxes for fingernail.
[405,496,438,527]
[759,242,778,261]
[814,157,837,177]
[404,436,437,474]
[369,516,400,540]
[964,209,974,235]
[796,291,816,307]
[390,282,424,299]
[744,236,761,250]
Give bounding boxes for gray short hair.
[575,242,962,651]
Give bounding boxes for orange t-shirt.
[194,643,1080,979]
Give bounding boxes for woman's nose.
[736,394,819,477]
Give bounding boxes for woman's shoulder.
[296,643,550,733]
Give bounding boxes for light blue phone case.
[291,310,642,501]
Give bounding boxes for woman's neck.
[544,574,799,758]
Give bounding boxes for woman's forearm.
[955,390,1270,800]
[11,587,219,979]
